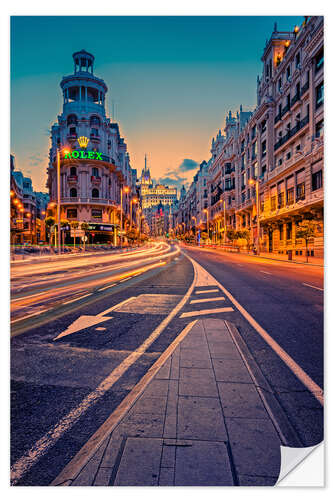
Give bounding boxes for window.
[70,188,77,198]
[70,166,77,176]
[312,170,322,191]
[287,66,291,80]
[270,196,277,211]
[90,115,101,126]
[278,158,283,166]
[315,48,324,72]
[69,127,76,136]
[261,165,267,175]
[286,151,291,160]
[278,192,284,208]
[296,182,305,200]
[315,120,324,138]
[252,141,257,160]
[261,120,266,133]
[67,208,77,219]
[92,188,99,198]
[67,114,77,126]
[261,140,266,157]
[316,83,324,108]
[296,52,300,68]
[286,222,292,240]
[92,167,99,177]
[251,125,256,140]
[278,78,282,91]
[91,128,99,137]
[287,188,294,205]
[279,224,284,240]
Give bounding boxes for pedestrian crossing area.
[179,285,234,319]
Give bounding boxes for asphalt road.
[10,244,323,486]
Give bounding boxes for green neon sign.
[64,151,103,160]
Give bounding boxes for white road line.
[180,307,233,318]
[98,283,117,292]
[260,271,272,275]
[185,254,324,406]
[62,293,92,305]
[10,270,197,486]
[11,309,51,324]
[190,297,225,304]
[119,277,131,282]
[195,288,219,294]
[303,283,323,291]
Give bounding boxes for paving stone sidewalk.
[68,318,282,486]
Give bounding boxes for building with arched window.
[47,50,137,244]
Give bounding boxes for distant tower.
[141,154,152,186]
[180,185,186,200]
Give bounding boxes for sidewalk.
[187,244,324,267]
[52,318,289,487]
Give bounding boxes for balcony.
[61,197,117,206]
[91,175,101,184]
[274,115,309,151]
[90,133,101,143]
[67,133,77,140]
[67,175,78,183]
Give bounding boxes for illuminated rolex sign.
[63,136,103,160]
[64,150,103,160]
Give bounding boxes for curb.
[225,321,303,447]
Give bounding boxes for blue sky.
[11,15,303,192]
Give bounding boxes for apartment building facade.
[174,16,324,259]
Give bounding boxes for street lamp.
[249,178,260,255]
[130,197,138,231]
[56,147,70,254]
[203,209,209,242]
[120,185,129,247]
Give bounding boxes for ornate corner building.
[47,50,137,244]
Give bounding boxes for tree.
[296,219,316,263]
[45,216,55,244]
[226,229,237,245]
[70,221,79,249]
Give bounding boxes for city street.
[10,243,323,486]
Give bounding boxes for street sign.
[71,229,84,238]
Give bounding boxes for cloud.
[28,154,45,166]
[158,170,190,195]
[178,158,199,172]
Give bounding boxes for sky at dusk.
[11,15,303,194]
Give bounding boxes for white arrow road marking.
[53,296,136,341]
[53,315,113,340]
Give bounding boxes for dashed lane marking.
[180,307,234,318]
[190,297,225,304]
[62,293,92,305]
[260,271,272,275]
[98,283,117,292]
[302,283,323,291]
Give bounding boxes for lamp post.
[120,186,129,248]
[56,147,70,254]
[130,197,138,231]
[223,200,226,245]
[203,209,209,243]
[192,216,197,244]
[249,178,260,255]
